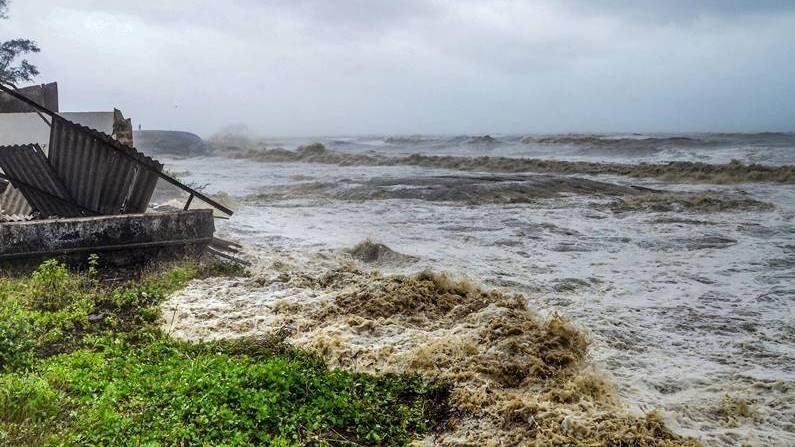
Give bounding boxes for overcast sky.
[2,0,794,136]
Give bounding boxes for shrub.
[0,300,36,372]
[0,374,64,445]
[0,259,447,445]
[0,374,63,423]
[26,259,84,311]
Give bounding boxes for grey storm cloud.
[1,0,794,136]
[561,0,795,20]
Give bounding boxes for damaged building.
[0,83,236,266]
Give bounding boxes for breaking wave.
[162,251,700,446]
[249,174,638,205]
[212,142,795,184]
[345,240,417,265]
[522,134,710,149]
[599,192,775,214]
[247,173,776,212]
[158,148,795,446]
[380,133,795,151]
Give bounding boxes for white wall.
[0,112,117,154]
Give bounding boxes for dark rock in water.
[347,240,417,264]
[134,130,209,156]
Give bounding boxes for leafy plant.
[0,259,448,446]
[38,338,446,446]
[0,0,40,85]
[26,259,84,311]
[0,300,36,372]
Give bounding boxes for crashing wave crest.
[162,250,700,446]
[211,142,795,184]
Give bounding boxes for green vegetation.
[0,259,448,446]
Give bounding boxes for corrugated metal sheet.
[0,83,231,218]
[48,117,163,215]
[0,144,84,218]
[0,185,32,218]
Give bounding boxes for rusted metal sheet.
[0,144,84,218]
[48,117,163,215]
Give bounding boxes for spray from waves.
[162,248,701,446]
[210,140,795,184]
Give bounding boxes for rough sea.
[157,133,795,446]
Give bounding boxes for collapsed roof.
[0,83,232,221]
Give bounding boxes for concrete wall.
[0,113,52,148]
[0,187,32,220]
[0,209,215,266]
[0,111,131,154]
[0,83,59,113]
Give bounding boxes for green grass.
[0,259,448,446]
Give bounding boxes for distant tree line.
[0,0,39,86]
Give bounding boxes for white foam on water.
[159,142,795,446]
